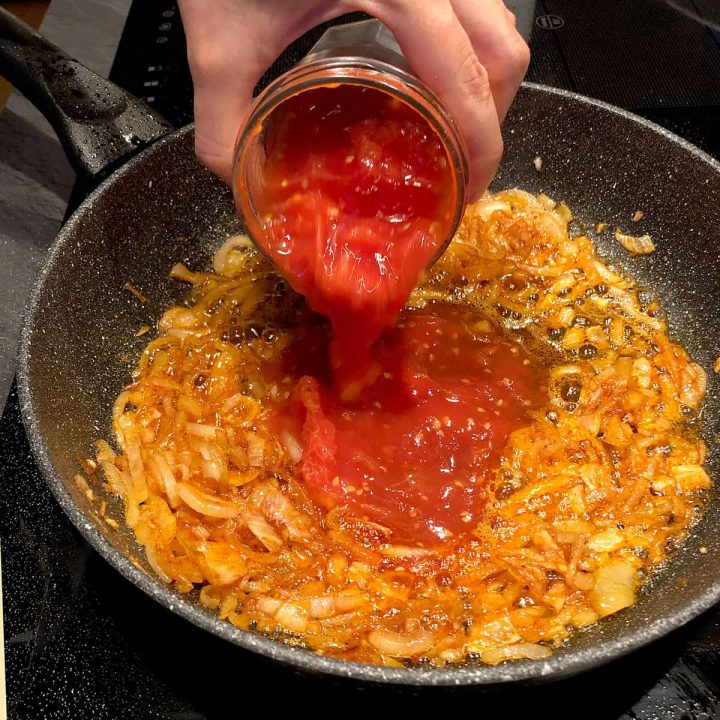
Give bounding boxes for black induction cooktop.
[2,2,720,717]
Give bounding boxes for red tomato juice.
[255,85,542,545]
[258,84,456,396]
[271,305,544,546]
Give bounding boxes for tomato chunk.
[257,84,457,392]
[277,305,544,546]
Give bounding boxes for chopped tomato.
[254,86,539,546]
[274,305,545,546]
[256,84,456,392]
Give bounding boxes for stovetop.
[2,1,720,717]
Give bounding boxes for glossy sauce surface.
[275,305,545,545]
[258,84,456,394]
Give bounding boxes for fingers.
[179,0,351,182]
[451,0,530,121]
[178,0,259,181]
[360,0,503,200]
[180,0,528,199]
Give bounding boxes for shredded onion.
[169,263,199,283]
[144,543,172,584]
[368,629,435,658]
[481,642,552,665]
[176,482,239,518]
[614,229,655,255]
[280,430,303,464]
[308,592,366,618]
[590,560,637,617]
[257,597,308,633]
[477,200,511,221]
[186,423,220,439]
[213,234,253,274]
[247,433,265,467]
[260,488,313,541]
[309,595,336,619]
[149,453,179,507]
[245,511,283,552]
[273,602,308,634]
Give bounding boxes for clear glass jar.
[232,19,469,268]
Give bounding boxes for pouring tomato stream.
[258,84,457,395]
[254,85,542,545]
[270,305,544,545]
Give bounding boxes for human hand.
[178,0,529,200]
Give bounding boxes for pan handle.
[0,7,174,180]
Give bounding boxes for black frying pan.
[2,8,719,686]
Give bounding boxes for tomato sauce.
[258,84,456,395]
[254,85,542,545]
[274,305,544,546]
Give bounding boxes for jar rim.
[233,57,469,269]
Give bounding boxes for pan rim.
[16,82,720,686]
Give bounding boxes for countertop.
[0,0,132,411]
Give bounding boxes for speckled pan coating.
[17,83,720,685]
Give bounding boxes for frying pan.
[2,8,719,686]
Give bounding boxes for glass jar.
[232,19,469,268]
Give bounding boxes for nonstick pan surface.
[15,80,720,684]
[1,0,717,687]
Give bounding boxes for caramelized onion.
[96,189,709,669]
[481,642,552,665]
[280,430,303,464]
[368,629,435,658]
[176,483,240,518]
[614,229,655,255]
[213,234,253,275]
[247,433,265,467]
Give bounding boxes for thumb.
[179,0,275,182]
[358,0,503,200]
